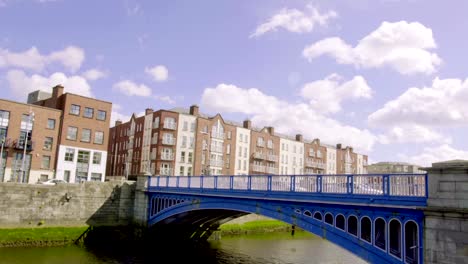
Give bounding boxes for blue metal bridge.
[145,173,427,264]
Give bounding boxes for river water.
[0,232,367,264]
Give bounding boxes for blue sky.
[1,0,468,166]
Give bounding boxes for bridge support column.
[423,160,468,264]
[133,174,149,227]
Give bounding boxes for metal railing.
[148,173,427,198]
[163,122,177,130]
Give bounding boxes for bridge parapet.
[147,173,427,207]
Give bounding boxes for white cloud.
[113,80,152,97]
[303,21,441,75]
[0,45,85,72]
[145,65,169,82]
[300,74,372,114]
[82,69,108,81]
[201,83,376,152]
[250,4,337,38]
[399,144,468,167]
[368,77,468,127]
[6,69,93,99]
[378,124,450,144]
[154,95,175,104]
[110,104,131,127]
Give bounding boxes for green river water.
[0,232,367,264]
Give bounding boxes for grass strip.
[0,226,88,243]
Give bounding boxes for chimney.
[348,147,354,153]
[267,126,275,135]
[115,120,122,126]
[52,85,64,99]
[145,108,153,115]
[295,134,303,142]
[313,138,320,145]
[189,105,199,116]
[336,143,342,149]
[243,120,251,129]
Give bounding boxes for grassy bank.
[219,220,297,235]
[0,226,88,247]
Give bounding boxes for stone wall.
[423,160,468,264]
[0,180,136,228]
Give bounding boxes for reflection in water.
[0,232,367,264]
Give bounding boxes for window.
[188,152,193,163]
[238,159,241,170]
[180,166,185,175]
[190,122,195,132]
[41,155,51,169]
[180,152,186,163]
[267,139,273,149]
[227,131,232,139]
[93,152,102,165]
[182,136,187,148]
[94,131,104,144]
[244,147,247,158]
[183,121,188,131]
[21,114,34,130]
[77,150,90,163]
[0,110,9,128]
[40,174,48,182]
[97,110,106,121]
[189,137,194,149]
[226,144,231,154]
[64,170,70,182]
[153,117,159,128]
[65,148,75,161]
[83,107,94,118]
[91,173,102,181]
[47,119,55,129]
[187,167,192,176]
[43,137,53,151]
[67,127,78,140]
[239,134,243,142]
[70,104,80,115]
[81,128,91,142]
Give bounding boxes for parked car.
[39,179,67,185]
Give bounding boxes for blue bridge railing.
[147,174,427,207]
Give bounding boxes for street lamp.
[0,136,5,182]
[20,110,34,183]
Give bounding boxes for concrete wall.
[0,180,136,228]
[423,160,468,264]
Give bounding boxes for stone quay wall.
[0,180,136,228]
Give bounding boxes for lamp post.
[0,136,5,182]
[20,110,34,183]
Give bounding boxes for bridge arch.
[147,194,422,264]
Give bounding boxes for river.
[0,232,367,264]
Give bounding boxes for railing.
[266,167,278,174]
[163,122,177,130]
[160,153,174,161]
[148,173,428,199]
[251,164,266,173]
[159,168,173,176]
[162,138,175,145]
[266,154,278,162]
[253,152,264,159]
[305,159,325,169]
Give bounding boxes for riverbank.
[0,226,88,247]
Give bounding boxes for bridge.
[131,160,468,264]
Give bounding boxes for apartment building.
[106,105,368,177]
[0,85,111,183]
[367,162,422,174]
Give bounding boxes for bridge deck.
[147,174,427,207]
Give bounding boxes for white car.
[39,179,67,185]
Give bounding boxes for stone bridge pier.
[423,160,468,264]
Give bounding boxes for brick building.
[107,105,368,177]
[0,85,111,183]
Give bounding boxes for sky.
[1,0,468,166]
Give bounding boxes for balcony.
[209,159,223,167]
[160,152,174,161]
[253,151,264,159]
[162,138,175,145]
[210,144,223,153]
[305,159,325,169]
[256,141,265,147]
[163,122,177,130]
[159,168,173,176]
[211,131,225,140]
[266,167,278,174]
[266,154,278,162]
[14,139,34,151]
[251,164,266,173]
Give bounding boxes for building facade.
[0,85,111,183]
[107,105,368,177]
[367,162,423,174]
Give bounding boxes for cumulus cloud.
[154,95,175,104]
[303,21,441,75]
[0,45,85,72]
[145,65,169,82]
[378,124,450,144]
[250,4,337,38]
[300,74,372,114]
[6,69,93,99]
[113,80,152,96]
[368,77,468,127]
[399,144,468,167]
[201,83,376,152]
[82,68,108,81]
